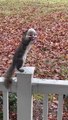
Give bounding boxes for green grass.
[0,0,68,15]
[39,0,68,4]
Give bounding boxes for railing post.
[3,89,9,120]
[43,93,48,120]
[57,94,63,120]
[17,67,35,120]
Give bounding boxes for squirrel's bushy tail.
[4,63,15,88]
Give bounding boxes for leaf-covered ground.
[0,2,68,79]
[0,0,68,120]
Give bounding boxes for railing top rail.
[32,78,68,86]
[0,77,68,87]
[32,78,68,94]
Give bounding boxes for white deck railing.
[0,67,68,120]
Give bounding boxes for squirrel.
[4,28,37,88]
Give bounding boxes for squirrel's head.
[25,28,37,41]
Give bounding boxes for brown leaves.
[0,4,68,80]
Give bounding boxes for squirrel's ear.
[23,30,28,35]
